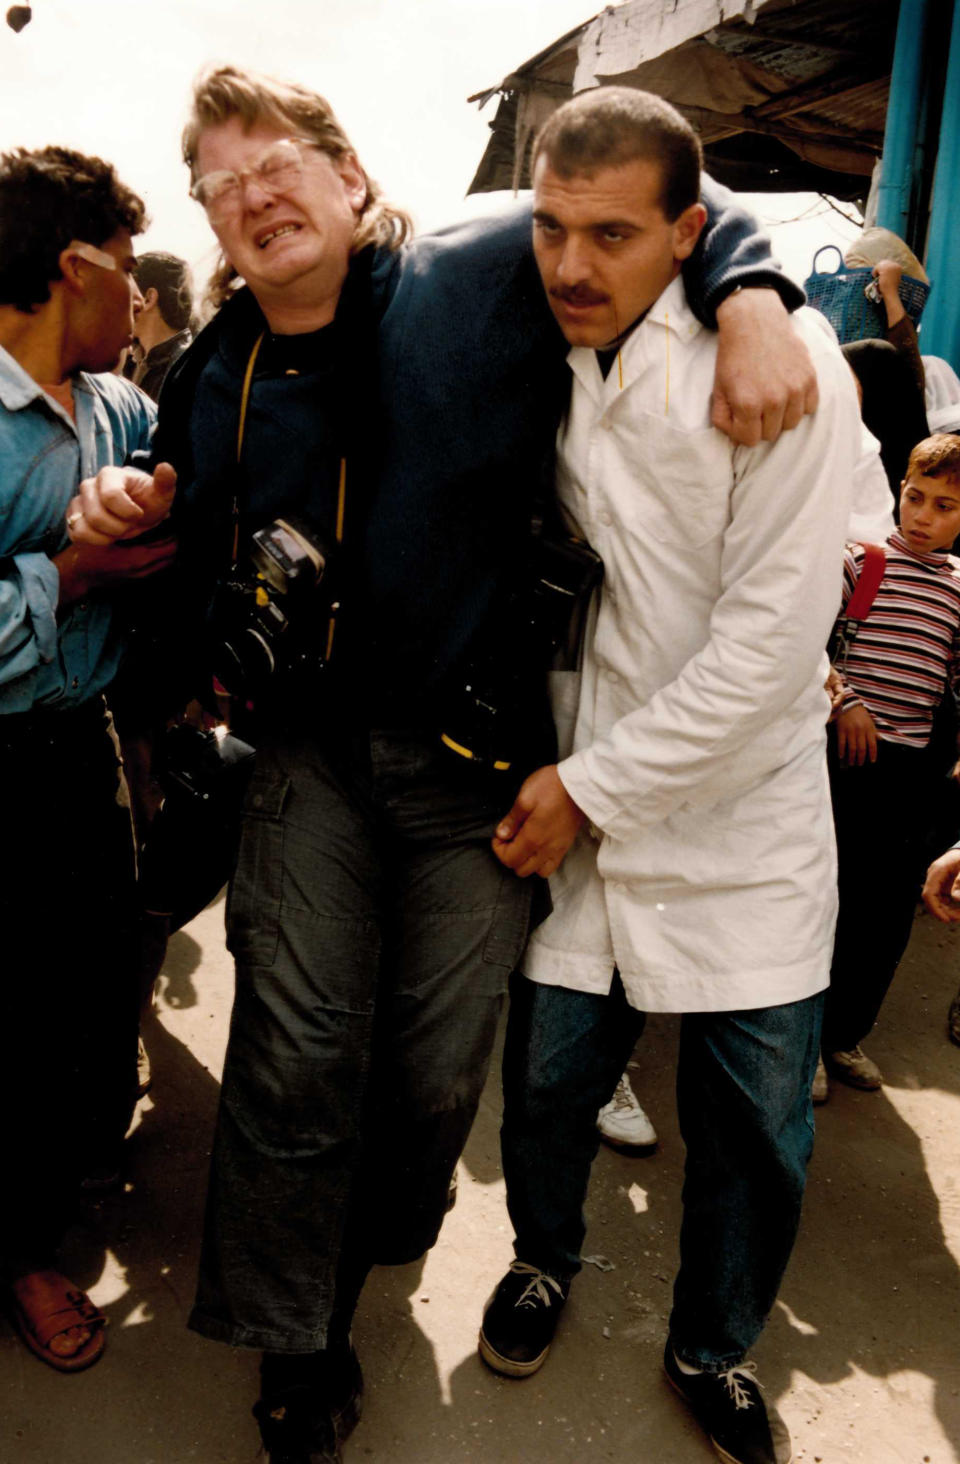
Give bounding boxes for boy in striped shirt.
[822,433,960,1098]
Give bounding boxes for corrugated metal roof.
[468,0,899,199]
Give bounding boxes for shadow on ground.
[3,902,959,1462]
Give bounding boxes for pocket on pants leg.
[226,774,290,969]
[482,865,533,972]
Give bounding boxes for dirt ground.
[2,892,959,1464]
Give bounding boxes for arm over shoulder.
[684,174,805,328]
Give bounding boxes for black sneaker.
[254,1347,363,1464]
[478,1261,569,1378]
[663,1342,792,1464]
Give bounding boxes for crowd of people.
[1,65,958,1464]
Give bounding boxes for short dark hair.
[135,251,194,332]
[0,145,147,312]
[907,433,960,486]
[533,87,702,222]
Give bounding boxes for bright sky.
[0,0,861,291]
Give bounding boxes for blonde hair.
[183,65,412,310]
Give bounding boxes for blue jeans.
[501,973,823,1371]
[189,726,531,1353]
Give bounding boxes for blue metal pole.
[876,0,932,240]
[920,0,960,370]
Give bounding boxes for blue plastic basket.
[803,245,930,344]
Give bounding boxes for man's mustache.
[550,285,610,306]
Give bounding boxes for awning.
[467,0,898,201]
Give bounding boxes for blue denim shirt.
[0,345,155,713]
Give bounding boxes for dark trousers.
[0,700,138,1276]
[501,972,822,1371]
[824,739,935,1053]
[189,727,532,1353]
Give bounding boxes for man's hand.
[713,289,818,446]
[54,536,177,607]
[834,704,879,766]
[922,848,960,923]
[492,764,585,879]
[67,461,177,545]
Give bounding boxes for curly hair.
[0,146,147,312]
[907,433,960,485]
[183,65,412,311]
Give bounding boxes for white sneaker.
[597,1075,658,1153]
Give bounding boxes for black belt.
[0,695,107,750]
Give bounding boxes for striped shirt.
[836,530,960,747]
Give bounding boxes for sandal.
[10,1269,107,1373]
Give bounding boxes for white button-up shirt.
[523,278,861,1013]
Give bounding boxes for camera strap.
[232,330,264,565]
[234,330,348,663]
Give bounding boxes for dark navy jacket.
[153,191,802,723]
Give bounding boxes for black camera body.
[209,516,335,702]
[159,722,256,803]
[138,722,257,928]
[440,529,603,775]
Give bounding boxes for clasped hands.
[67,460,177,545]
[56,462,178,603]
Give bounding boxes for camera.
[159,721,256,803]
[440,529,603,774]
[209,516,336,702]
[138,722,256,927]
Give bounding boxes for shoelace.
[607,1079,636,1114]
[507,1261,564,1310]
[719,1360,761,1411]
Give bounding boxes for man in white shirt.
[478,88,860,1464]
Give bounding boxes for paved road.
[3,892,959,1463]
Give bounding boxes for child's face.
[899,471,960,553]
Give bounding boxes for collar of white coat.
[566,274,701,404]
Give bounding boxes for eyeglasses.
[69,239,117,270]
[190,137,318,217]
